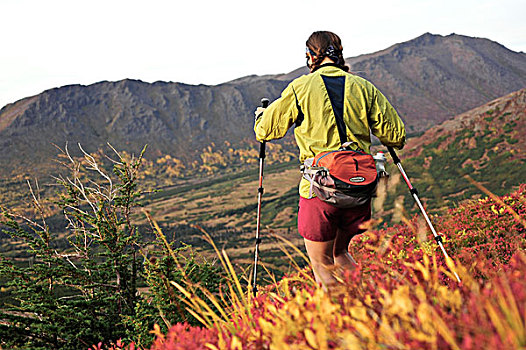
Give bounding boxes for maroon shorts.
[298,196,371,242]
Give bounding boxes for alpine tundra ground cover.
[103,183,526,350]
[1,145,524,349]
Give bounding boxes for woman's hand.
[254,106,266,122]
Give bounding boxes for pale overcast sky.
[0,0,524,109]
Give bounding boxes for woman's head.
[306,31,349,72]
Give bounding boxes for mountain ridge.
[1,32,525,176]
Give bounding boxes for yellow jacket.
[254,64,406,198]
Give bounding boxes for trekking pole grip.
[259,98,270,159]
[259,142,266,159]
[387,146,401,164]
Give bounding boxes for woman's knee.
[304,238,335,264]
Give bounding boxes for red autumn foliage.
[105,184,526,349]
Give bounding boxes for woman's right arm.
[254,82,300,142]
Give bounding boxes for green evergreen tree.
[0,144,225,349]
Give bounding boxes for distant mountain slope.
[405,88,526,157]
[388,88,526,211]
[0,78,288,173]
[0,33,525,176]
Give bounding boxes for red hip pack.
[301,146,378,208]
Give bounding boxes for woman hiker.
[254,31,406,289]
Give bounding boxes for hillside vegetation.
[111,183,526,349]
[1,138,525,349]
[383,88,526,212]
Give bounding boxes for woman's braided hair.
[306,31,349,72]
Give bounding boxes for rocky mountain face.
[0,33,525,175]
[0,79,289,173]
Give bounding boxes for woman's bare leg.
[303,238,337,289]
[333,228,358,272]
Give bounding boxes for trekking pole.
[253,97,270,296]
[387,146,461,283]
